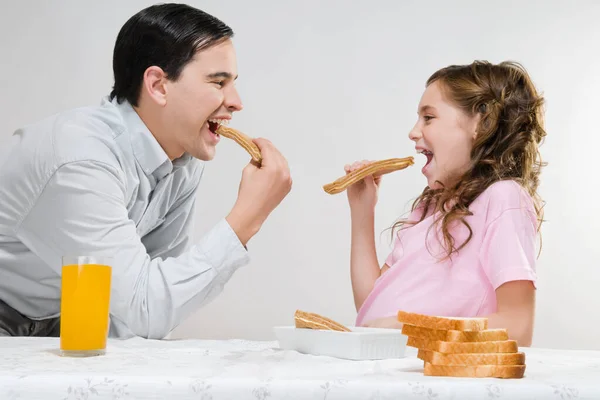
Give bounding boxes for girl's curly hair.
[393,60,547,259]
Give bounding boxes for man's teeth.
[208,118,229,126]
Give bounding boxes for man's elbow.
[126,299,175,340]
[132,325,171,340]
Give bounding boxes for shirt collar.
[109,96,173,180]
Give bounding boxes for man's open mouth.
[208,119,228,135]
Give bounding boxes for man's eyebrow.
[206,72,238,80]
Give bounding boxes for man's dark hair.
[109,3,234,106]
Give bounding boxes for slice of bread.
[294,310,351,332]
[407,337,518,353]
[424,362,526,378]
[397,311,487,331]
[418,349,526,366]
[402,324,508,342]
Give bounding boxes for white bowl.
[273,326,408,360]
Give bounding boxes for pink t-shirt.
[356,180,539,326]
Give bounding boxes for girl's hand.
[345,160,381,215]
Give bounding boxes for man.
[0,4,291,339]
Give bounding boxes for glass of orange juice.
[60,255,112,357]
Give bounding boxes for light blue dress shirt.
[0,97,250,339]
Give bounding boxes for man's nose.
[225,86,243,112]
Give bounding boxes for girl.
[345,60,546,346]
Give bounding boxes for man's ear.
[141,66,168,106]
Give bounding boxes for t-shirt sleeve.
[385,235,401,267]
[479,206,538,289]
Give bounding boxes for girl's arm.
[344,162,391,312]
[350,210,390,311]
[486,280,536,346]
[362,280,536,338]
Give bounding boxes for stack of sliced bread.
[397,311,526,379]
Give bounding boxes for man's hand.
[226,138,292,245]
[361,316,403,329]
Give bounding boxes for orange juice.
[60,258,112,356]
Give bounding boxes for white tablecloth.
[0,337,598,399]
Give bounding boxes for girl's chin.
[428,181,443,190]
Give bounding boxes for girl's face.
[408,80,481,189]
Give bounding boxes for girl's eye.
[423,115,434,122]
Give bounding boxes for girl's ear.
[470,113,482,140]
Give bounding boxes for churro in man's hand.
[216,125,262,165]
[323,157,414,194]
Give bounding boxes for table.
[1,337,599,399]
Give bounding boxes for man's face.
[162,39,243,161]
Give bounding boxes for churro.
[294,310,351,332]
[323,157,414,194]
[216,125,262,164]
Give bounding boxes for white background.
[1,0,598,350]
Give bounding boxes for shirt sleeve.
[479,207,538,290]
[15,160,250,339]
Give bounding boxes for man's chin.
[191,147,216,162]
[193,153,214,162]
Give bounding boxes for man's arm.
[16,160,249,339]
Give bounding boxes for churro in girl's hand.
[323,157,414,194]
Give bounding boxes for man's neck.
[133,103,183,161]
